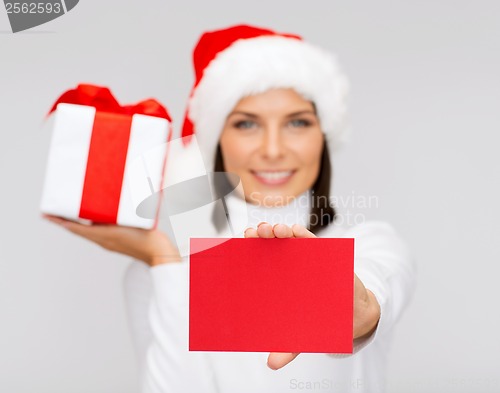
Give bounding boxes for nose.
[259,125,285,160]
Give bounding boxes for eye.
[288,119,312,128]
[233,120,258,130]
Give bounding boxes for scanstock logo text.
[3,0,79,33]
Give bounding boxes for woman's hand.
[42,214,181,266]
[244,222,381,371]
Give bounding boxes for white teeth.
[254,171,293,180]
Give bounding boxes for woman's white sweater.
[123,191,416,393]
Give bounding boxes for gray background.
[1,1,499,392]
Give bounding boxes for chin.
[244,185,296,207]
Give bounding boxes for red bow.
[48,84,171,121]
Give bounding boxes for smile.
[251,170,295,185]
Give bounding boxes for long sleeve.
[124,258,218,393]
[145,259,219,393]
[347,221,416,353]
[123,260,154,382]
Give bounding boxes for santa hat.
[181,24,350,172]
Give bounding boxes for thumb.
[267,352,300,370]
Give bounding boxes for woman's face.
[219,88,324,207]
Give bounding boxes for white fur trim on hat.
[188,35,350,172]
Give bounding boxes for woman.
[44,24,416,392]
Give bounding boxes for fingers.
[42,213,68,227]
[256,222,275,238]
[245,223,307,239]
[291,224,316,238]
[244,227,259,238]
[267,352,300,370]
[43,214,87,235]
[42,213,114,243]
[61,220,105,239]
[272,224,293,238]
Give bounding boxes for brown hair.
[211,138,336,235]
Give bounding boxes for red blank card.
[189,238,354,353]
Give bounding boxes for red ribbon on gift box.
[48,84,172,120]
[48,84,171,224]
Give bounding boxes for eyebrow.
[227,110,316,119]
[285,110,317,117]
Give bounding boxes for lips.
[251,170,295,185]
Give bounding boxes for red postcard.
[189,237,354,353]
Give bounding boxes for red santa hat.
[181,24,350,172]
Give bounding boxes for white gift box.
[40,102,170,229]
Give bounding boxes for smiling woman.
[219,89,324,204]
[126,24,415,392]
[43,23,416,393]
[215,88,336,233]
